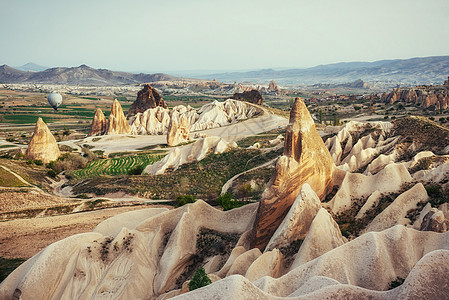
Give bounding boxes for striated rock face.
[105,99,131,135]
[25,117,60,163]
[129,99,262,135]
[231,89,263,105]
[252,97,335,250]
[381,85,449,109]
[267,80,281,93]
[88,108,106,136]
[128,84,167,116]
[167,110,190,146]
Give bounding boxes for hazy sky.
[1,0,449,73]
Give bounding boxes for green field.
[72,154,164,179]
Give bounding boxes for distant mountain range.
[199,56,449,86]
[0,64,179,86]
[2,56,449,87]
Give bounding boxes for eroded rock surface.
[105,99,131,135]
[253,97,335,250]
[88,108,106,136]
[128,84,167,116]
[25,117,60,163]
[167,110,190,146]
[231,89,264,105]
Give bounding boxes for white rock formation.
[291,208,346,267]
[0,201,258,299]
[128,99,262,136]
[143,137,237,175]
[265,183,322,252]
[326,163,413,214]
[364,183,429,232]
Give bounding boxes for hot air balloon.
[47,92,63,111]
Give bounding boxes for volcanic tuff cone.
[88,108,106,136]
[25,117,60,164]
[128,84,167,116]
[252,97,335,250]
[105,99,131,135]
[167,110,191,146]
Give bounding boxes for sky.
[1,0,449,74]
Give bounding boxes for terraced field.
[72,154,164,179]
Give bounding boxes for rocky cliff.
[128,84,167,116]
[167,110,191,146]
[105,99,131,135]
[381,80,449,109]
[231,89,263,106]
[88,108,107,136]
[252,97,335,250]
[25,117,60,163]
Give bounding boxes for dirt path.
[220,157,277,195]
[0,205,170,259]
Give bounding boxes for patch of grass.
[0,145,15,149]
[72,153,164,179]
[175,195,196,208]
[0,257,26,282]
[2,115,55,124]
[85,199,107,210]
[70,148,282,200]
[0,168,26,187]
[216,192,248,211]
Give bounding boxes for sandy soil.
[0,205,170,259]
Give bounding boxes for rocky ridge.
[129,99,262,136]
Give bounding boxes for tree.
[188,267,212,291]
[319,109,323,124]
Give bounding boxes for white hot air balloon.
[47,92,63,111]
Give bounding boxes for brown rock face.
[252,97,335,250]
[88,108,106,136]
[105,99,131,135]
[231,89,263,105]
[25,117,60,164]
[167,111,190,146]
[128,84,167,116]
[268,80,281,93]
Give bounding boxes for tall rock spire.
[252,97,335,250]
[88,108,106,136]
[105,99,131,135]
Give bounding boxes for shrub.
[175,195,196,208]
[217,192,244,211]
[34,159,43,166]
[47,169,57,178]
[188,267,212,291]
[128,165,144,175]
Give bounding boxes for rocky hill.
[0,64,179,85]
[202,56,449,86]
